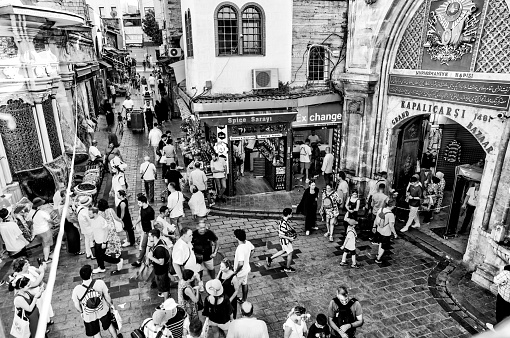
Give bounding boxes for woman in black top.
[345,191,361,221]
[216,259,240,319]
[296,180,320,234]
[116,190,135,246]
[203,279,234,337]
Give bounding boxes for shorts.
[210,320,231,331]
[37,229,53,248]
[201,258,214,271]
[236,273,249,286]
[155,273,170,293]
[281,242,293,254]
[343,248,356,255]
[375,232,392,250]
[300,162,311,170]
[84,311,112,337]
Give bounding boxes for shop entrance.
[392,115,486,254]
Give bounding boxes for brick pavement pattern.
[0,73,474,338]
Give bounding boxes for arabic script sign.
[388,75,510,109]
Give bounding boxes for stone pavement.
[0,70,495,338]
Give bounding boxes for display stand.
[444,164,482,238]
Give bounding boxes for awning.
[98,60,112,70]
[169,60,185,84]
[456,164,483,182]
[103,46,120,55]
[199,110,297,126]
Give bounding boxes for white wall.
[181,0,292,95]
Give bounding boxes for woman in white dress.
[283,306,308,338]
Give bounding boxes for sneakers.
[351,264,361,269]
[266,257,272,267]
[339,261,348,266]
[324,232,330,237]
[411,224,421,228]
[284,267,296,273]
[121,242,131,248]
[400,226,410,233]
[375,259,382,264]
[329,236,334,242]
[209,202,216,207]
[117,258,124,271]
[131,261,142,267]
[92,268,106,274]
[305,231,310,236]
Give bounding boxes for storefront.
[199,110,297,196]
[338,0,510,291]
[292,102,343,178]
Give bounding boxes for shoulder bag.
[140,163,151,181]
[10,296,30,338]
[110,209,124,232]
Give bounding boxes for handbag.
[110,209,124,233]
[110,306,123,331]
[10,308,30,338]
[141,163,151,181]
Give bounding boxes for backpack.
[332,297,358,337]
[79,280,103,314]
[152,243,171,266]
[377,210,392,229]
[323,193,334,209]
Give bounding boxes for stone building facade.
[340,0,510,292]
[0,0,101,201]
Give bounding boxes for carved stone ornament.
[347,100,364,115]
[2,67,18,79]
[424,0,480,65]
[365,0,377,4]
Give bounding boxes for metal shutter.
[436,124,486,190]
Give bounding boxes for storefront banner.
[201,111,296,126]
[387,95,504,154]
[293,103,342,127]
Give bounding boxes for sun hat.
[206,279,224,297]
[157,298,178,319]
[74,195,93,207]
[32,197,45,208]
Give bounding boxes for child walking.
[340,219,361,268]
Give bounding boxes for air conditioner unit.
[169,48,182,57]
[252,69,279,89]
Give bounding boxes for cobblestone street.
[0,114,477,338]
[0,71,492,338]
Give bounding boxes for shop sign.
[257,133,283,139]
[388,75,510,109]
[202,112,296,126]
[230,135,256,141]
[389,97,501,154]
[293,103,342,126]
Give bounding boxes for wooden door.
[394,117,424,190]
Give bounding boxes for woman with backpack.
[202,279,234,338]
[321,182,341,243]
[296,180,320,236]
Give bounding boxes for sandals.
[329,236,334,242]
[47,320,54,326]
[74,252,85,256]
[324,232,330,237]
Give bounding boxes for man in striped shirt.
[266,208,296,273]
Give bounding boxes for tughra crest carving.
[424,0,480,65]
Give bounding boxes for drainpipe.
[482,118,510,231]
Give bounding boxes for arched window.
[217,5,239,55]
[308,46,328,81]
[241,6,262,55]
[185,10,193,57]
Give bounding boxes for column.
[51,96,65,155]
[0,135,11,188]
[33,99,53,163]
